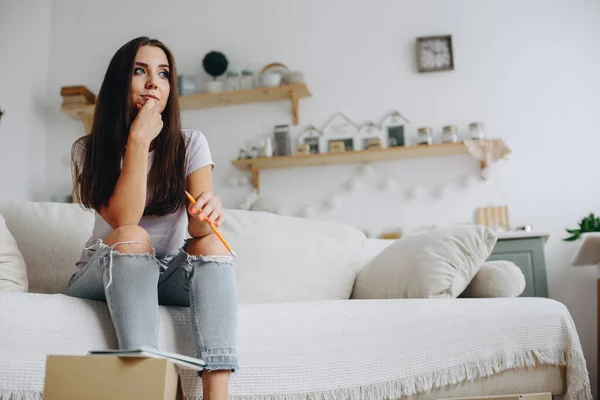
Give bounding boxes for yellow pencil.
[185,190,237,257]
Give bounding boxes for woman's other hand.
[188,192,224,227]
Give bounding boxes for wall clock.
[416,35,454,73]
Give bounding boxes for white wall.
[0,1,52,202]
[42,0,600,394]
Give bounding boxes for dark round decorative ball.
[202,51,229,79]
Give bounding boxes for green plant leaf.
[563,234,581,241]
[567,212,600,238]
[583,218,591,232]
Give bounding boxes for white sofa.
[0,201,593,400]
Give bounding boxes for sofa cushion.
[219,209,367,303]
[461,260,526,298]
[0,213,28,292]
[0,203,367,302]
[0,202,94,294]
[351,225,497,299]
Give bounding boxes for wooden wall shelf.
[61,83,312,132]
[180,83,310,123]
[232,141,494,191]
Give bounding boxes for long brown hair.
[72,37,186,216]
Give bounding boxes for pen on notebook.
[185,190,237,258]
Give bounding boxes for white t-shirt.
[73,129,214,269]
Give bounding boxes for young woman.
[66,36,237,399]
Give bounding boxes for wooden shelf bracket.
[290,89,299,125]
[251,166,260,192]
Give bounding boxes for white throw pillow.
[0,213,28,292]
[0,202,94,294]
[461,260,526,298]
[351,225,497,299]
[219,209,367,303]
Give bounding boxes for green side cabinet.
[487,235,549,298]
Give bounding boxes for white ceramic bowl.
[259,73,282,87]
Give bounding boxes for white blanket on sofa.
[0,292,592,400]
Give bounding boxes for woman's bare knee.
[186,234,229,257]
[104,225,152,254]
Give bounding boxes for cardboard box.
[44,355,186,400]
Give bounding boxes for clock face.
[417,35,454,72]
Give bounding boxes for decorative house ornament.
[364,138,382,149]
[295,143,310,155]
[357,121,385,150]
[380,111,410,147]
[297,124,324,154]
[329,141,346,153]
[416,35,454,73]
[321,112,359,152]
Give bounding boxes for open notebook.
[88,347,205,371]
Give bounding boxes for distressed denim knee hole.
[94,239,155,288]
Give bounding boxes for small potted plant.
[563,213,600,241]
[202,51,228,93]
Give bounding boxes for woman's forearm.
[188,217,213,238]
[99,136,149,228]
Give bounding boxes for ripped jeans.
[64,239,238,373]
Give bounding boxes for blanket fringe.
[205,348,590,400]
[0,390,42,400]
[1,349,591,400]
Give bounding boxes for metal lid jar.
[442,125,458,143]
[469,122,485,140]
[417,127,433,146]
